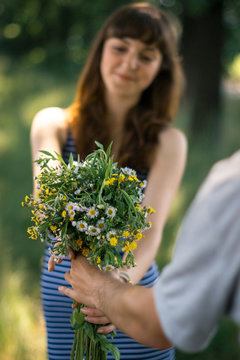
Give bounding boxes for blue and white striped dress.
[41,132,175,360]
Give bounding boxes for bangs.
[105,7,163,47]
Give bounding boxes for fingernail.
[58,286,63,291]
[81,308,88,314]
[97,329,103,333]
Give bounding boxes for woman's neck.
[104,91,140,130]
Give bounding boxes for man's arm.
[59,256,172,349]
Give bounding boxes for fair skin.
[31,36,187,336]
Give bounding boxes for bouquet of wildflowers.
[22,142,154,360]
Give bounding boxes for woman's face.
[100,37,162,100]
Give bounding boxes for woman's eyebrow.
[120,38,158,52]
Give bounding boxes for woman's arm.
[30,107,68,195]
[123,127,187,284]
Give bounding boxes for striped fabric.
[41,132,175,359]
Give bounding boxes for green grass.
[0,56,239,359]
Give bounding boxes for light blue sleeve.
[153,155,240,352]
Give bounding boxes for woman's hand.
[48,245,76,271]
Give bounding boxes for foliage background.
[0,0,240,359]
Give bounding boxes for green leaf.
[95,141,104,150]
[69,152,74,167]
[38,222,50,232]
[70,308,85,330]
[54,151,68,168]
[39,150,57,159]
[97,334,120,360]
[84,322,95,342]
[106,141,113,157]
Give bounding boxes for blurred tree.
[159,0,240,140]
[180,0,223,140]
[0,0,135,66]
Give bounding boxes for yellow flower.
[122,241,130,252]
[135,204,142,211]
[25,195,29,202]
[130,241,137,250]
[147,206,156,214]
[105,177,116,186]
[75,237,83,248]
[50,225,57,232]
[45,189,49,195]
[110,237,118,246]
[27,227,32,234]
[70,217,74,221]
[63,196,67,201]
[39,204,44,210]
[118,174,125,183]
[122,240,137,252]
[62,210,67,218]
[82,248,90,257]
[97,257,101,264]
[122,230,130,238]
[36,191,40,199]
[21,201,25,207]
[135,232,142,241]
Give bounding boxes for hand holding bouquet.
[22,142,154,360]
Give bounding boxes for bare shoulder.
[157,127,188,159]
[31,107,68,144]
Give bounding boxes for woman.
[31,3,187,359]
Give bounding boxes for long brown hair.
[68,2,184,172]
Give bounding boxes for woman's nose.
[123,53,139,70]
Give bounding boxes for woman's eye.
[140,55,153,62]
[113,46,127,53]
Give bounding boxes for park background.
[0,0,240,359]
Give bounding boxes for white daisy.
[68,209,75,218]
[72,221,77,227]
[103,265,115,271]
[87,206,99,218]
[65,202,75,212]
[107,230,117,241]
[105,206,117,218]
[96,239,105,247]
[121,167,136,176]
[97,219,105,231]
[76,221,88,232]
[88,225,100,236]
